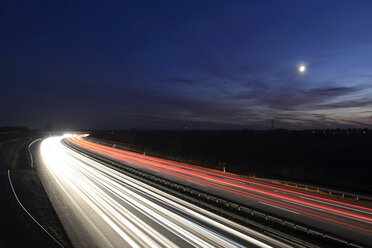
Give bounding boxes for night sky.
[1,1,372,130]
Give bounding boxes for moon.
[298,65,306,73]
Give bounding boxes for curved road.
[68,136,372,247]
[38,137,290,248]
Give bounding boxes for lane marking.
[186,180,207,187]
[297,195,372,215]
[281,199,372,225]
[259,201,300,215]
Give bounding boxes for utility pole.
[271,119,274,130]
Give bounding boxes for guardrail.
[62,139,364,248]
[86,136,372,203]
[255,177,372,203]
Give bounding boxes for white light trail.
[40,137,287,248]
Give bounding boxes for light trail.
[40,137,288,248]
[68,136,372,245]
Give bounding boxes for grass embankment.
[90,129,372,196]
[10,169,71,247]
[0,133,71,248]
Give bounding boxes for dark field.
[90,129,372,196]
[0,131,71,248]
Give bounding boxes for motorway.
[38,137,290,248]
[68,136,372,247]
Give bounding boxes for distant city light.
[298,64,306,73]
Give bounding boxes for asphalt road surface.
[38,137,290,248]
[69,136,372,247]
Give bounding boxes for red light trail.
[68,136,372,236]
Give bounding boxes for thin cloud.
[157,77,198,84]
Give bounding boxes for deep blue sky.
[1,0,372,130]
